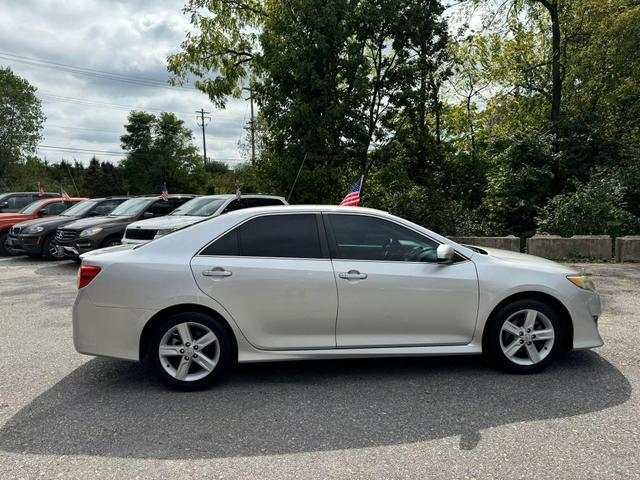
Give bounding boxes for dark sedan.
[56,195,194,260]
[8,197,128,259]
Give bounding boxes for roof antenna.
[287,153,307,203]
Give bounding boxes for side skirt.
[238,344,483,363]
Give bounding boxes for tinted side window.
[7,195,32,209]
[46,202,69,215]
[201,229,239,256]
[201,214,322,258]
[92,199,125,216]
[221,199,244,213]
[239,214,321,258]
[147,200,175,216]
[252,198,285,207]
[327,214,439,262]
[169,197,192,211]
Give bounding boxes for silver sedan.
[73,206,603,390]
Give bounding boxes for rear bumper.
[73,289,153,361]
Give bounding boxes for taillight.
[78,265,101,289]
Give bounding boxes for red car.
[0,197,87,255]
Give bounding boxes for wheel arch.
[139,303,238,362]
[482,291,574,352]
[101,234,123,247]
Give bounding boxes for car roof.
[191,194,286,200]
[0,192,60,197]
[116,194,197,201]
[40,197,88,204]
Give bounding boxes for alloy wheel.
[158,321,220,382]
[499,309,555,366]
[48,240,64,259]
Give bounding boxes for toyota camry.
[73,205,603,390]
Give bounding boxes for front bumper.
[567,288,604,350]
[57,238,99,258]
[8,234,44,254]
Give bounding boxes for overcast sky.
[1,0,251,167]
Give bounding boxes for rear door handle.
[338,270,367,280]
[202,267,232,277]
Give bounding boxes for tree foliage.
[0,67,45,177]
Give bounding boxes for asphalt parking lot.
[0,256,638,479]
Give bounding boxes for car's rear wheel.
[484,299,566,374]
[148,312,234,391]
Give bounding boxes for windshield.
[170,197,227,217]
[61,200,96,217]
[108,198,151,217]
[19,199,49,215]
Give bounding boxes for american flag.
[339,176,364,207]
[161,182,169,201]
[61,189,71,200]
[38,183,44,197]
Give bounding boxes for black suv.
[56,195,195,260]
[0,192,60,213]
[9,197,129,259]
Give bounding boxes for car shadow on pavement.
[0,351,631,459]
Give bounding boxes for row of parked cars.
[0,191,288,261]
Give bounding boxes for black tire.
[42,234,63,260]
[0,231,10,256]
[102,237,121,248]
[148,312,234,391]
[483,299,566,374]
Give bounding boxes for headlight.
[154,228,176,238]
[567,275,596,291]
[24,225,45,234]
[79,227,103,238]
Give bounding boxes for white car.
[73,205,603,390]
[121,194,287,244]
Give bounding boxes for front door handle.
[202,267,232,278]
[338,270,367,280]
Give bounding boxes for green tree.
[120,111,208,194]
[0,67,45,177]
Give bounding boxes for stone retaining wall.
[615,236,640,262]
[448,235,520,252]
[526,235,612,260]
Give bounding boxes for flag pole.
[287,153,308,203]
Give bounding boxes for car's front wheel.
[484,299,566,374]
[148,312,234,390]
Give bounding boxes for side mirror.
[38,208,49,217]
[436,244,455,264]
[0,201,8,209]
[143,211,154,219]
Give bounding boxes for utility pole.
[242,87,256,163]
[249,86,256,164]
[196,108,211,165]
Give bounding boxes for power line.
[37,145,125,156]
[0,51,196,92]
[38,91,194,116]
[45,124,123,134]
[37,145,247,164]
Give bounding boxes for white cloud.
[0,0,251,167]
